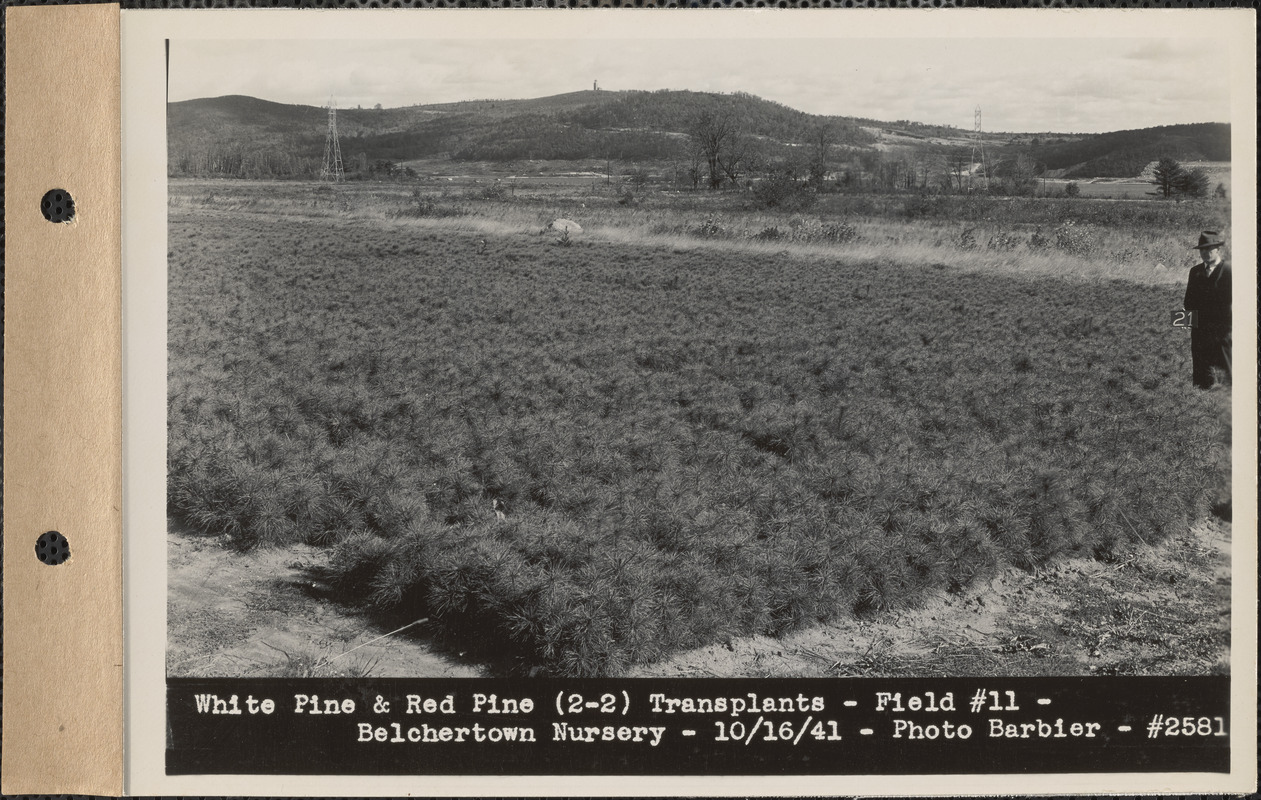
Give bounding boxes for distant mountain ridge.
[167,90,1229,181]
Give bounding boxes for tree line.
[168,106,1228,207]
[679,107,1047,202]
[1026,123,1229,177]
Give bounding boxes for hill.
[169,89,884,175]
[167,91,1228,182]
[1023,123,1230,178]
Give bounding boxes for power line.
[320,97,345,183]
[969,105,989,192]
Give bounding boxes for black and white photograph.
[162,18,1238,681]
[118,7,1255,792]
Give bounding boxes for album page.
[121,8,1257,795]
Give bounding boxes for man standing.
[1183,230,1232,389]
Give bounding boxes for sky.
[168,36,1231,134]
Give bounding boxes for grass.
[256,641,385,679]
[168,179,1230,676]
[171,179,1226,284]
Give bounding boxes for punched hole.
[40,188,75,223]
[36,531,71,565]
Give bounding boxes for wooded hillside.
[168,91,1228,182]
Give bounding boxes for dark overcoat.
[1183,258,1231,387]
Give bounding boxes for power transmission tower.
[969,105,989,192]
[320,97,345,183]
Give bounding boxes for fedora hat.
[1193,230,1224,250]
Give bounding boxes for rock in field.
[547,218,582,234]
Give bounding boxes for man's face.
[1201,246,1222,267]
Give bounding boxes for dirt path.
[167,528,482,678]
[169,520,1230,678]
[632,520,1231,677]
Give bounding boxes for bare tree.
[689,110,738,190]
[913,152,933,191]
[677,136,706,190]
[719,134,755,187]
[807,123,833,190]
[944,148,970,193]
[1004,153,1039,195]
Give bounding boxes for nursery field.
[167,181,1230,676]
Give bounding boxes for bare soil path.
[632,520,1231,678]
[169,520,1230,678]
[167,527,482,678]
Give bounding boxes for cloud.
[169,35,1230,134]
[1122,40,1198,62]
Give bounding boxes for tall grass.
[168,180,1230,675]
[172,180,1227,287]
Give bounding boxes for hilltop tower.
[320,97,345,183]
[969,105,989,192]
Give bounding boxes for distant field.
[170,178,1227,284]
[168,180,1230,676]
[1042,180,1155,199]
[1042,177,1231,201]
